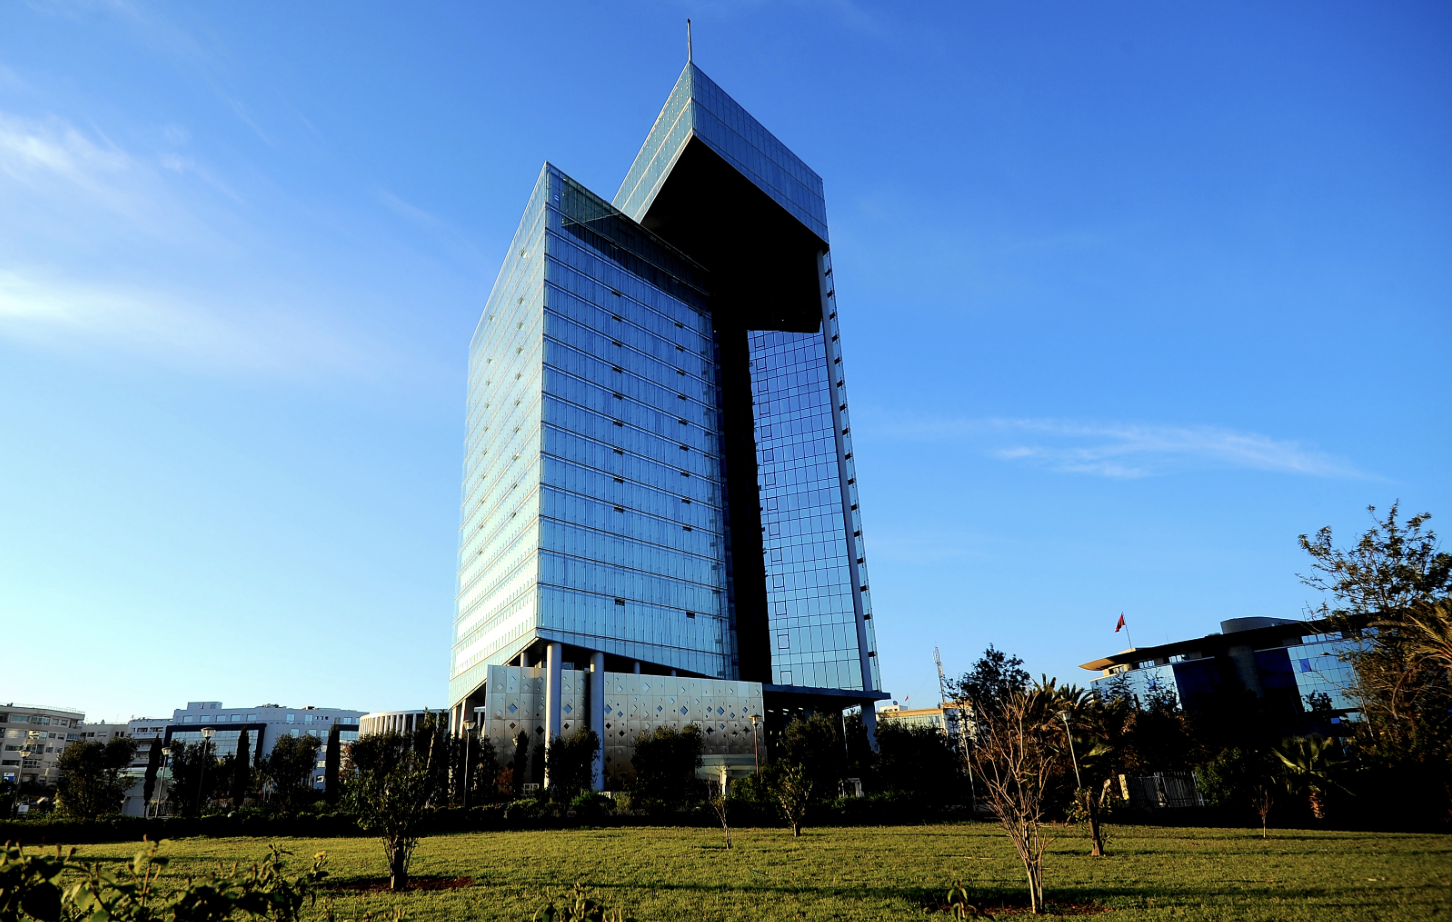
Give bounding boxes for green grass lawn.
[44,822,1452,920]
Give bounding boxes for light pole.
[197,727,216,814]
[9,738,36,819]
[152,740,171,819]
[1058,710,1082,790]
[747,714,762,775]
[462,719,476,810]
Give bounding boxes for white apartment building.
[1,703,86,799]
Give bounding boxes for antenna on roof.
[687,19,693,64]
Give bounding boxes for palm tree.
[1405,599,1452,681]
[1272,735,1349,820]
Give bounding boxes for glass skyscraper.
[449,64,887,741]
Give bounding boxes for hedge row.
[0,795,978,845]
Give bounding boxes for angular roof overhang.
[615,64,828,332]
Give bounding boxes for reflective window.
[749,330,863,691]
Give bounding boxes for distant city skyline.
[1,3,1447,721]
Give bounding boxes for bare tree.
[970,688,1061,914]
[707,780,731,849]
[1252,781,1274,839]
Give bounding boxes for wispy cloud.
[875,415,1368,479]
[0,108,384,379]
[375,187,486,267]
[0,267,376,376]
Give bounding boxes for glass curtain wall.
[750,329,863,690]
[451,169,550,704]
[538,170,730,678]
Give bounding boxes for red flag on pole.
[1115,613,1126,633]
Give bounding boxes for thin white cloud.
[0,267,376,377]
[375,187,486,267]
[0,109,380,379]
[877,415,1368,479]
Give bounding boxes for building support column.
[633,661,641,674]
[861,702,879,752]
[589,651,605,790]
[544,642,563,787]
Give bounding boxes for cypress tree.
[324,722,342,802]
[511,732,529,799]
[232,729,252,805]
[141,738,163,815]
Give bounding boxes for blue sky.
[1,2,1447,722]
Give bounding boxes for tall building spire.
[687,19,693,64]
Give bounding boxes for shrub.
[569,792,615,823]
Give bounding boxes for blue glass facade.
[1085,620,1360,737]
[451,64,885,721]
[616,64,829,244]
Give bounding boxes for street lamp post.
[9,738,36,819]
[747,714,762,775]
[462,719,476,810]
[152,741,171,819]
[1058,710,1082,790]
[197,727,216,814]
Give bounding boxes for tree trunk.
[1085,792,1105,858]
[1025,858,1044,914]
[387,837,409,891]
[1308,789,1326,820]
[791,821,801,838]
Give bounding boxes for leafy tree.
[56,738,137,819]
[1197,746,1281,835]
[1054,695,1114,857]
[463,734,499,806]
[260,735,321,813]
[1300,503,1452,762]
[1120,687,1201,773]
[544,729,599,804]
[630,724,704,810]
[231,729,252,806]
[775,764,813,838]
[347,722,443,891]
[345,731,408,779]
[1406,598,1452,682]
[140,740,163,818]
[873,722,965,802]
[323,724,341,804]
[1273,735,1350,820]
[776,714,845,803]
[166,740,218,818]
[952,645,1031,721]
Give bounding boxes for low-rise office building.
[878,701,971,743]
[163,702,364,793]
[1080,616,1359,736]
[359,710,442,737]
[77,722,132,744]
